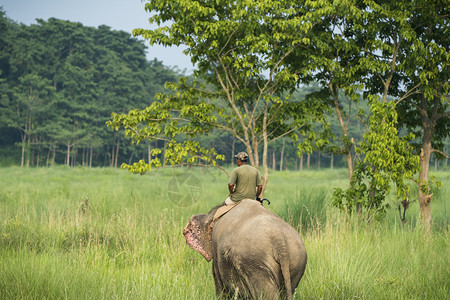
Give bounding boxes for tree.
[44,19,97,166]
[10,74,56,166]
[109,0,330,192]
[395,0,449,230]
[287,0,367,181]
[357,0,448,228]
[332,0,448,227]
[0,20,57,167]
[333,100,420,221]
[0,9,16,132]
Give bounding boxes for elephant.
[183,199,307,299]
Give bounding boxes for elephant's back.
[213,199,306,256]
[213,200,273,234]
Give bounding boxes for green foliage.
[120,140,225,174]
[322,0,448,226]
[0,11,178,167]
[110,0,332,179]
[395,0,449,154]
[107,77,227,173]
[333,100,420,221]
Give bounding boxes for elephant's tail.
[279,239,293,300]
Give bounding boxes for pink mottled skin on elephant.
[183,217,213,261]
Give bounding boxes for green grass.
[0,166,448,299]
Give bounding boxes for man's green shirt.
[229,165,262,202]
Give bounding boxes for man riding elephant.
[226,152,263,205]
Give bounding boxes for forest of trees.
[0,8,372,171]
[0,10,180,168]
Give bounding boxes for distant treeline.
[0,10,179,167]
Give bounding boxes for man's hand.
[256,185,262,199]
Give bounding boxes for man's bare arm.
[228,183,234,196]
[256,185,262,198]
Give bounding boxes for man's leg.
[225,197,234,205]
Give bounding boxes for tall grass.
[0,166,448,299]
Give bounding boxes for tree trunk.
[252,139,260,170]
[419,146,432,231]
[262,146,269,197]
[46,145,51,167]
[231,138,235,166]
[71,148,76,167]
[261,106,269,197]
[114,141,120,168]
[418,138,433,231]
[307,154,310,169]
[129,151,134,165]
[329,83,354,180]
[163,140,167,166]
[279,138,285,171]
[148,142,152,164]
[66,143,71,167]
[26,135,31,167]
[110,144,115,167]
[346,152,354,180]
[21,142,25,167]
[36,150,40,167]
[272,151,276,170]
[52,148,56,166]
[89,147,93,168]
[317,151,320,169]
[26,116,32,168]
[417,93,442,232]
[300,154,303,171]
[331,153,334,170]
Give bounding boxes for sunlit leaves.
[333,100,420,221]
[119,139,225,175]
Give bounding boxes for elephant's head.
[183,208,218,262]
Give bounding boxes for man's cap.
[234,152,248,160]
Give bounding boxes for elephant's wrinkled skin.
[183,200,307,299]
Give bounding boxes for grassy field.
[0,166,448,299]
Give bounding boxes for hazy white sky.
[1,0,193,72]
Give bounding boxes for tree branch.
[150,163,230,177]
[395,83,421,106]
[431,148,449,159]
[267,128,295,144]
[219,23,242,56]
[436,110,450,119]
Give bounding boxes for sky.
[1,0,193,73]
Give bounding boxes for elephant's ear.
[183,214,213,262]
